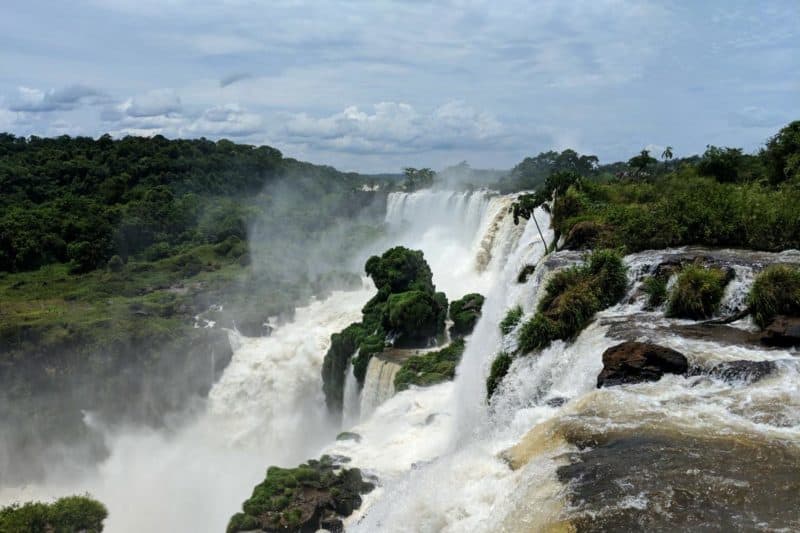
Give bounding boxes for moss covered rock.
[394,339,466,391]
[449,293,485,337]
[228,456,374,533]
[322,247,447,415]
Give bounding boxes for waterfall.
[359,357,402,419]
[352,189,532,420]
[10,187,799,532]
[335,235,800,531]
[342,360,361,428]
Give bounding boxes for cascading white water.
[340,243,800,532]
[342,360,361,428]
[353,190,531,419]
[0,280,375,532]
[7,187,798,532]
[358,357,402,420]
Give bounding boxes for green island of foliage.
[227,455,374,533]
[518,249,628,354]
[642,275,669,309]
[666,264,731,320]
[394,338,467,392]
[748,264,800,329]
[0,495,107,533]
[321,247,448,415]
[448,293,485,338]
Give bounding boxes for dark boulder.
[760,315,800,347]
[597,341,688,388]
[708,360,776,384]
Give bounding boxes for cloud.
[124,89,182,117]
[283,101,504,154]
[220,73,252,88]
[7,85,107,112]
[182,104,263,137]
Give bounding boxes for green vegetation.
[747,265,800,328]
[495,149,598,194]
[518,250,627,354]
[535,123,800,254]
[0,134,386,482]
[486,352,512,399]
[449,293,485,337]
[666,265,729,320]
[228,455,374,533]
[322,247,448,414]
[517,264,536,283]
[394,338,466,391]
[0,495,107,533]
[499,305,523,335]
[642,275,668,309]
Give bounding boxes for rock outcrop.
[760,315,800,347]
[227,456,374,533]
[708,360,776,384]
[597,341,688,388]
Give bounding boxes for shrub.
[666,265,729,320]
[386,290,442,343]
[642,275,667,308]
[0,495,107,533]
[499,306,523,335]
[449,293,485,337]
[517,249,628,354]
[486,352,512,399]
[229,457,374,533]
[518,314,561,353]
[394,339,466,391]
[107,254,124,273]
[748,264,800,328]
[364,247,434,294]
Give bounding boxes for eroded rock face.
[760,315,800,347]
[597,341,688,388]
[708,360,776,384]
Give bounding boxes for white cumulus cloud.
[283,101,504,154]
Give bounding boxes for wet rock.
[320,514,344,533]
[517,264,536,283]
[545,397,568,408]
[760,315,800,347]
[708,360,776,384]
[597,341,688,388]
[236,317,272,337]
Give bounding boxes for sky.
[1,0,798,173]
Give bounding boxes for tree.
[402,168,435,191]
[628,149,657,176]
[761,120,800,185]
[697,145,744,183]
[661,146,673,165]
